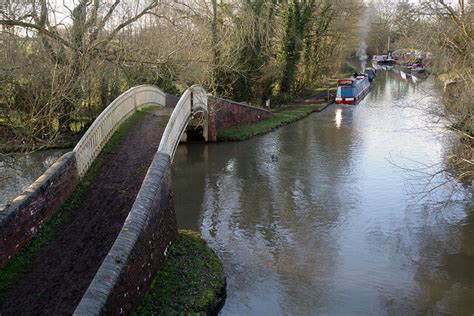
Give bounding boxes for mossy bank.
[135,230,226,315]
[218,102,328,141]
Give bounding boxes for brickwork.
[207,96,273,141]
[74,152,177,315]
[0,152,78,268]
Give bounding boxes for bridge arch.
[74,85,209,315]
[0,84,174,269]
[157,84,208,159]
[73,85,168,178]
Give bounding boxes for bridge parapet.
[158,85,208,159]
[74,85,208,315]
[0,85,168,269]
[74,85,166,178]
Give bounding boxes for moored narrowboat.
[364,67,377,82]
[335,74,370,105]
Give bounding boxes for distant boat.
[372,52,395,65]
[373,64,385,70]
[364,67,377,82]
[395,56,429,79]
[411,64,429,78]
[335,74,371,105]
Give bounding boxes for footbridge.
[0,84,272,315]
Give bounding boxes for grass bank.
[217,102,328,141]
[135,230,226,315]
[0,108,156,302]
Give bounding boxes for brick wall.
[74,152,177,315]
[0,152,78,268]
[208,96,273,141]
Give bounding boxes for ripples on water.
[172,69,473,315]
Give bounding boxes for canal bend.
[172,68,473,315]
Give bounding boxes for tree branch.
[0,19,74,49]
[103,1,160,44]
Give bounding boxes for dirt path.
[291,89,335,106]
[0,108,171,315]
[274,88,336,113]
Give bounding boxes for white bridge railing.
[73,85,208,315]
[157,85,208,159]
[73,85,166,178]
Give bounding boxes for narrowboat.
[335,74,370,105]
[372,52,395,65]
[364,67,377,82]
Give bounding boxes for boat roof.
[338,78,354,85]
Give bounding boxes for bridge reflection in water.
[172,70,474,315]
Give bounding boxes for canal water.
[172,69,473,315]
[0,149,67,210]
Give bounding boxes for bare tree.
[0,0,165,151]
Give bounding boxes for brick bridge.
[0,85,272,315]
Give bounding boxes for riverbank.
[135,230,226,315]
[217,84,336,141]
[0,125,83,153]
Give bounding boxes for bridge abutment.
[207,96,273,141]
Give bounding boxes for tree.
[0,0,164,150]
[0,0,365,151]
[279,0,316,95]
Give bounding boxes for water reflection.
[334,108,342,129]
[172,69,473,314]
[0,150,67,209]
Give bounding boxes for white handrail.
[157,85,208,159]
[73,85,166,178]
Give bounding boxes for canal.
[172,69,473,315]
[0,150,67,210]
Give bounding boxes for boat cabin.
[372,52,395,65]
[335,74,370,105]
[364,68,376,82]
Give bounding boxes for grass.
[217,103,328,141]
[217,76,348,142]
[344,60,360,73]
[0,108,154,302]
[315,86,337,93]
[134,230,226,315]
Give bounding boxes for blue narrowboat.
[335,74,370,105]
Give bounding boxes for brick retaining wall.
[208,96,273,141]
